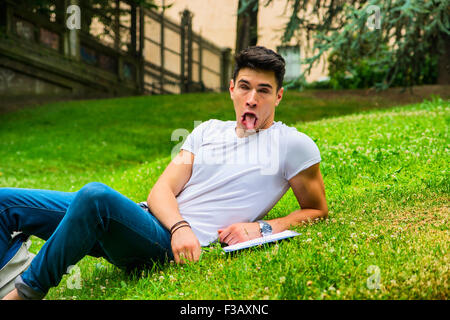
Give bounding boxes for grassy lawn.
[0,91,448,299]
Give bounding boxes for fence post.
[0,1,12,36]
[187,11,193,91]
[160,8,165,94]
[114,0,120,51]
[180,12,185,93]
[55,0,65,55]
[139,4,145,93]
[114,0,124,82]
[180,9,193,93]
[198,36,203,89]
[65,0,80,60]
[131,3,137,56]
[221,47,232,92]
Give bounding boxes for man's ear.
[229,79,235,98]
[229,79,234,94]
[275,87,284,106]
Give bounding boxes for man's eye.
[239,85,249,90]
[259,89,269,94]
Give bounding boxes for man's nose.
[246,89,258,108]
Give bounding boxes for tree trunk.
[437,32,450,85]
[235,0,259,54]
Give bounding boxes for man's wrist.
[257,220,273,236]
[170,220,191,239]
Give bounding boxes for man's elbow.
[147,181,176,205]
[147,183,162,205]
[320,205,329,220]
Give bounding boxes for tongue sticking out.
[242,113,257,130]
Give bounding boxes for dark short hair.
[232,46,286,91]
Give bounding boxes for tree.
[5,0,158,52]
[271,0,450,88]
[235,0,259,54]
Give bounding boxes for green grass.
[0,92,448,300]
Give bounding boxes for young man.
[1,46,327,300]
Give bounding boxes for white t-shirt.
[178,119,321,246]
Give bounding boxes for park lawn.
[0,92,448,300]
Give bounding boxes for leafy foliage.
[13,0,158,17]
[9,0,159,50]
[11,0,158,30]
[267,0,450,89]
[326,33,438,89]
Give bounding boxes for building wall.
[154,0,328,82]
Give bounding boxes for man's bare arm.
[269,162,328,233]
[147,150,201,263]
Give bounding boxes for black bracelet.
[170,220,190,234]
[170,224,191,238]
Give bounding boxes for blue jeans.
[0,182,173,299]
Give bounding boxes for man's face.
[230,68,284,137]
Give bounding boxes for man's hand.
[218,222,261,246]
[170,226,202,264]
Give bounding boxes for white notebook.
[222,230,301,253]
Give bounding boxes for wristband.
[170,224,191,238]
[170,220,190,234]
